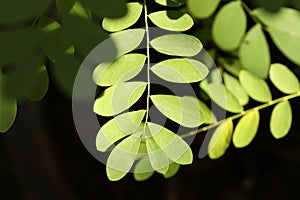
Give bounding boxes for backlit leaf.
[150,34,203,57]
[151,58,208,83]
[148,10,193,32]
[163,162,180,178]
[150,95,205,127]
[233,110,260,148]
[270,101,292,139]
[239,24,270,79]
[134,156,155,181]
[187,0,221,19]
[93,53,146,86]
[102,2,143,32]
[208,120,233,159]
[212,1,247,51]
[94,82,147,116]
[239,70,272,102]
[270,63,300,94]
[96,110,146,151]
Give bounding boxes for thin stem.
[144,0,151,127]
[181,91,300,138]
[239,0,261,25]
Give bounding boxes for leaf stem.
[144,0,151,127]
[181,91,300,138]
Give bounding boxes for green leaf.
[204,83,243,113]
[270,63,300,94]
[163,162,180,178]
[270,101,292,139]
[150,95,205,127]
[0,73,17,133]
[239,24,270,79]
[94,82,147,116]
[254,8,300,65]
[150,34,203,57]
[154,0,186,7]
[221,58,242,77]
[223,73,249,105]
[134,156,155,181]
[26,65,49,102]
[56,0,92,19]
[102,2,143,32]
[239,70,272,102]
[146,136,170,174]
[147,122,193,165]
[187,0,221,19]
[38,15,61,32]
[96,110,146,151]
[110,29,145,57]
[148,10,193,32]
[208,120,233,159]
[233,110,260,148]
[93,53,146,87]
[151,58,208,83]
[0,0,50,24]
[107,134,142,181]
[212,1,247,51]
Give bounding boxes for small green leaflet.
[221,58,242,77]
[0,73,17,133]
[239,70,272,103]
[270,63,300,94]
[270,101,292,139]
[107,134,142,181]
[26,65,49,102]
[148,122,193,165]
[134,156,155,181]
[96,110,146,151]
[102,2,143,32]
[187,0,221,19]
[223,73,249,106]
[151,58,208,83]
[150,95,205,127]
[208,119,233,159]
[93,53,146,86]
[94,82,147,116]
[233,110,260,148]
[254,7,300,65]
[150,34,203,57]
[239,24,270,79]
[154,0,186,7]
[110,29,145,57]
[163,162,180,178]
[148,10,193,32]
[203,83,243,113]
[212,1,247,51]
[56,0,92,19]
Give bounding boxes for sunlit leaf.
[150,34,202,57]
[204,83,243,113]
[102,2,143,32]
[212,1,247,51]
[93,54,146,86]
[148,10,193,32]
[233,110,260,148]
[94,82,147,116]
[148,122,193,164]
[270,101,292,139]
[187,0,221,19]
[150,95,205,127]
[96,110,146,151]
[151,58,208,83]
[110,29,145,57]
[107,134,142,181]
[154,0,186,7]
[134,156,155,181]
[0,73,17,133]
[254,7,300,65]
[239,24,270,79]
[270,63,300,94]
[239,70,272,102]
[223,73,249,105]
[208,120,233,159]
[163,162,180,178]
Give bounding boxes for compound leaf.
[94,82,147,116]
